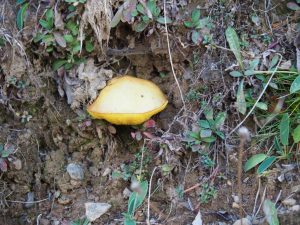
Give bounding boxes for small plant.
[184,9,214,44]
[0,143,16,172]
[110,0,172,32]
[71,217,90,225]
[199,183,217,204]
[123,180,148,225]
[245,114,294,175]
[33,1,94,70]
[183,106,226,152]
[112,147,151,181]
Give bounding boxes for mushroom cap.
[87,76,168,125]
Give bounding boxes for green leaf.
[257,156,277,174]
[274,137,283,155]
[16,3,29,30]
[66,20,79,35]
[195,17,210,29]
[85,40,94,53]
[33,33,44,43]
[225,26,244,70]
[52,59,67,70]
[287,2,300,10]
[215,130,225,140]
[248,58,260,70]
[146,0,156,15]
[142,15,150,22]
[263,199,279,225]
[124,217,136,225]
[198,120,211,129]
[244,153,267,172]
[136,4,145,14]
[17,0,27,5]
[133,21,149,32]
[191,9,201,23]
[292,125,300,143]
[39,19,52,30]
[214,112,226,128]
[128,181,148,215]
[184,21,194,28]
[64,63,73,70]
[64,34,74,43]
[269,55,279,69]
[244,70,255,76]
[236,79,247,114]
[201,136,216,143]
[290,75,300,93]
[1,144,15,158]
[191,30,200,44]
[279,113,290,146]
[230,71,243,77]
[256,102,268,111]
[156,16,172,24]
[45,8,54,22]
[42,34,54,44]
[0,144,4,154]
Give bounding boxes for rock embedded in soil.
[24,192,35,208]
[67,163,84,180]
[57,194,72,205]
[282,198,296,206]
[85,202,112,222]
[233,218,251,225]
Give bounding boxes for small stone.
[89,166,100,177]
[233,218,251,225]
[12,159,22,170]
[67,163,84,180]
[227,181,232,186]
[54,191,61,198]
[282,198,296,206]
[232,195,240,203]
[232,202,240,209]
[57,195,72,205]
[123,188,132,198]
[85,202,111,222]
[102,167,111,177]
[292,185,300,193]
[25,192,35,208]
[278,174,285,182]
[291,205,300,212]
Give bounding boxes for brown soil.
[1,0,300,225]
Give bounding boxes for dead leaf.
[55,8,64,30]
[54,32,66,48]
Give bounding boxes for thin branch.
[163,0,186,111]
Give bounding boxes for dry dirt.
[1,0,300,225]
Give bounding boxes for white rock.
[291,205,300,212]
[67,163,84,180]
[85,202,111,222]
[282,198,296,206]
[233,218,251,225]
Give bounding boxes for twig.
[163,0,186,111]
[6,198,48,204]
[228,53,283,137]
[147,167,158,225]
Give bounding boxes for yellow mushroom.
[87,76,168,125]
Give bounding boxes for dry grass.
[79,0,112,52]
